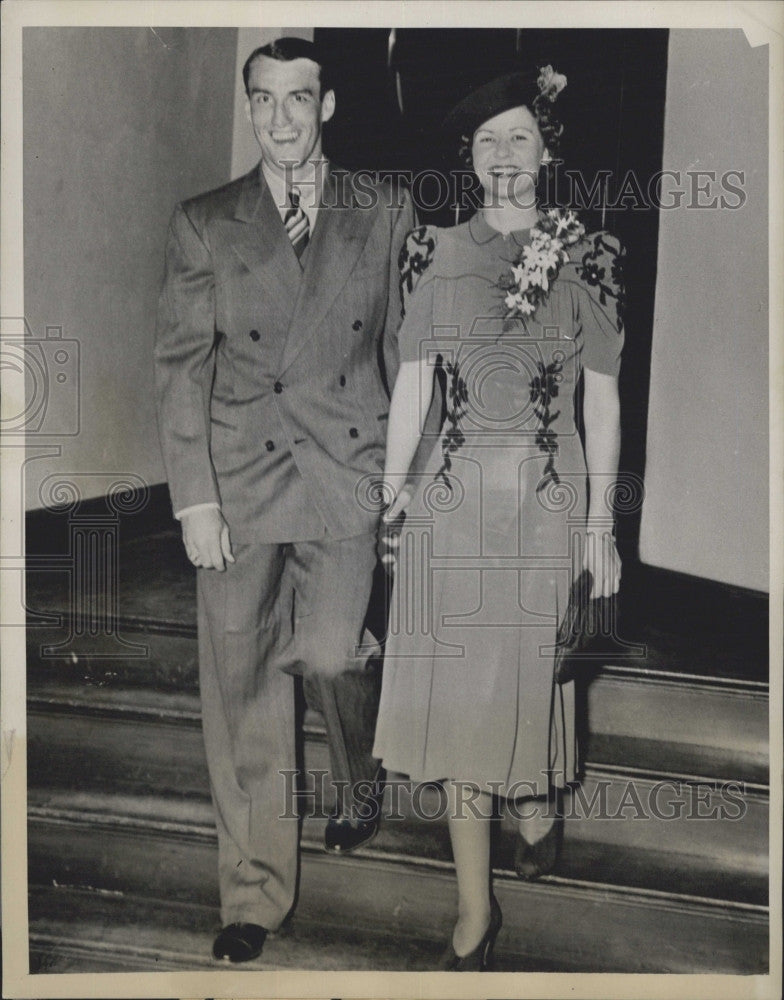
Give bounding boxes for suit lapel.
[223,166,303,311]
[280,167,377,373]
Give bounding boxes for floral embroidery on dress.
[578,232,625,333]
[434,361,469,491]
[399,226,437,306]
[529,358,563,491]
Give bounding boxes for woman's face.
[471,105,546,206]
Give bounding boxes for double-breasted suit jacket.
[155,163,413,542]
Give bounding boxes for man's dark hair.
[243,37,332,97]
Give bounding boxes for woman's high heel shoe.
[438,895,502,971]
[514,815,563,881]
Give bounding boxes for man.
[154,37,414,963]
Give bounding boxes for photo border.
[2,2,781,998]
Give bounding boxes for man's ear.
[244,96,252,125]
[321,89,336,124]
[541,147,552,165]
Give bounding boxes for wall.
[639,29,769,591]
[23,27,238,509]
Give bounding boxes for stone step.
[27,796,768,974]
[584,670,767,784]
[28,885,443,974]
[29,783,768,909]
[27,624,769,786]
[28,698,769,901]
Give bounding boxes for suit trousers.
[196,531,381,929]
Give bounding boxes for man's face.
[245,55,335,176]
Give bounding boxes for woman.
[372,67,624,970]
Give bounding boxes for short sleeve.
[397,226,439,364]
[574,231,626,376]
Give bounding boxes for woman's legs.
[444,780,494,955]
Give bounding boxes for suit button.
[352,319,363,331]
[274,381,283,394]
[249,329,260,341]
[339,375,346,387]
[349,427,359,438]
[265,440,275,452]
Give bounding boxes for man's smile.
[269,129,300,143]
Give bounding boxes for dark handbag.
[553,569,613,684]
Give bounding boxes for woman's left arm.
[583,367,622,598]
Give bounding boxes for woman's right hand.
[382,475,413,522]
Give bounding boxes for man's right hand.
[377,480,413,572]
[181,507,235,571]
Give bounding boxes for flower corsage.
[499,208,585,319]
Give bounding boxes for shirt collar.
[469,208,538,247]
[260,159,327,214]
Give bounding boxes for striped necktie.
[284,187,310,260]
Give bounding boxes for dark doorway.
[316,27,669,559]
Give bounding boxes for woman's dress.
[372,211,625,796]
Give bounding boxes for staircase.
[25,488,770,973]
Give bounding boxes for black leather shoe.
[514,816,563,881]
[212,922,267,963]
[324,814,379,854]
[438,895,502,971]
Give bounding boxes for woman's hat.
[443,66,567,141]
[443,72,535,138]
